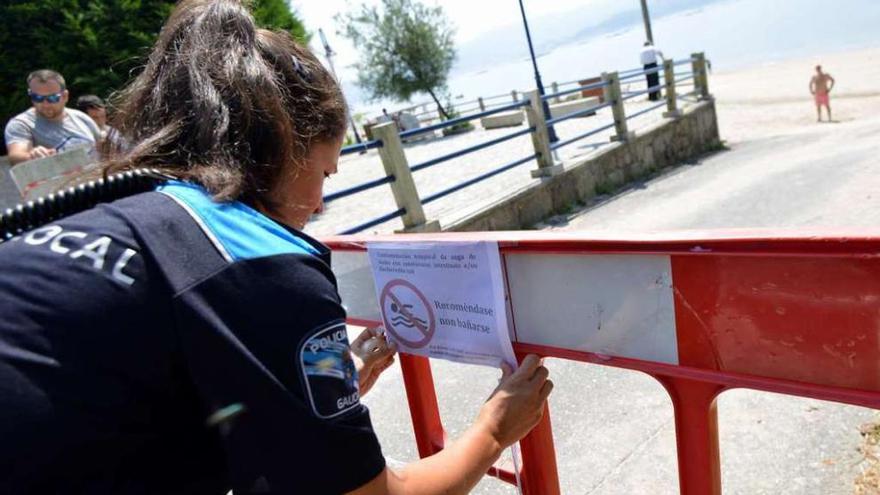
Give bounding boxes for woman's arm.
[348,355,553,495]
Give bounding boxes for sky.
[295,0,614,77]
[293,0,880,114]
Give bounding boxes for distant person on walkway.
[4,70,101,165]
[640,41,664,101]
[810,65,835,122]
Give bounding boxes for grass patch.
[558,199,586,216]
[441,105,475,137]
[594,181,615,196]
[707,139,730,152]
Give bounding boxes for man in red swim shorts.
[810,65,836,122]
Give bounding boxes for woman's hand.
[351,327,397,397]
[474,354,554,449]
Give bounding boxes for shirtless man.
[809,65,836,122]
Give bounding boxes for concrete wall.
[548,97,600,119]
[445,99,721,232]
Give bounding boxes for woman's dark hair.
[100,0,347,205]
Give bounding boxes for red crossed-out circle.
[379,279,436,348]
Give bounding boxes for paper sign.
[366,241,516,368]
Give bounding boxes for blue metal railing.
[484,93,515,102]
[675,73,695,84]
[622,84,665,101]
[330,53,704,234]
[625,101,668,121]
[618,66,645,77]
[541,80,608,102]
[410,127,535,173]
[545,100,614,126]
[323,175,396,204]
[340,207,407,235]
[550,121,617,152]
[620,65,664,82]
[422,154,537,205]
[340,139,383,156]
[400,100,530,139]
[617,57,693,81]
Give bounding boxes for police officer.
[0,1,553,493]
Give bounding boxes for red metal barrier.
[327,230,880,494]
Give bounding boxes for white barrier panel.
[333,248,678,365]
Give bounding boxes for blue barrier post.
[371,122,439,232]
[663,59,682,119]
[602,72,635,142]
[525,90,563,178]
[692,52,710,100]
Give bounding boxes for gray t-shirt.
[4,108,101,154]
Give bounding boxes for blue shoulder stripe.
[157,181,319,262]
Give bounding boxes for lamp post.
[517,0,558,143]
[318,28,364,147]
[640,0,654,44]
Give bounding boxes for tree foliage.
[0,0,308,153]
[337,0,456,118]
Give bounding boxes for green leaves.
[0,0,309,152]
[252,0,310,43]
[337,0,456,114]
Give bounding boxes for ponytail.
[99,0,347,205]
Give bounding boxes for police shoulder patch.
[298,321,361,419]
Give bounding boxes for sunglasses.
[28,91,63,104]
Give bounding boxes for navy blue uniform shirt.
[0,182,385,494]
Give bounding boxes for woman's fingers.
[351,327,373,347]
[539,379,554,401]
[352,327,397,361]
[531,365,550,384]
[518,354,541,374]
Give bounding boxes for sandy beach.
[711,45,880,142]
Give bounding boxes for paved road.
[358,110,880,494]
[555,113,880,232]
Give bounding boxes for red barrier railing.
[326,230,880,494]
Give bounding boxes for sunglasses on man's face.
[28,91,63,104]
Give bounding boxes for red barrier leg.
[399,352,560,493]
[519,403,561,495]
[656,375,725,495]
[398,354,445,457]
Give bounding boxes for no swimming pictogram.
[379,279,436,348]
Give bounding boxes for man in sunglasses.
[4,69,102,165]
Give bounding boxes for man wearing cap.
[75,95,111,137]
[4,70,101,165]
[76,94,125,150]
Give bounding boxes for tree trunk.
[425,87,450,120]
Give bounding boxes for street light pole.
[318,28,364,147]
[640,0,654,44]
[517,0,558,143]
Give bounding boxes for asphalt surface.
[357,109,880,494]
